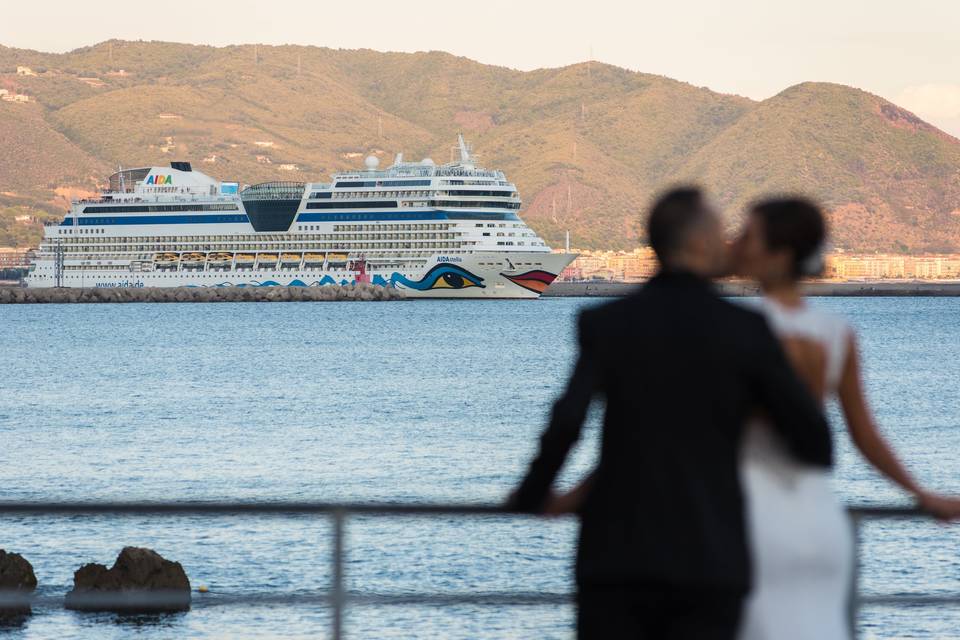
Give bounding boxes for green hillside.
[1,40,958,252]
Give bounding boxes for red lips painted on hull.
[501,270,558,294]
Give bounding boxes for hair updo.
[750,197,826,278]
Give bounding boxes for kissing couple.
[509,188,960,640]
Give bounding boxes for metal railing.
[0,502,951,638]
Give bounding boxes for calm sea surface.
[2,297,960,638]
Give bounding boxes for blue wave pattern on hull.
[193,278,368,288]
[185,266,484,290]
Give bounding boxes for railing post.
[848,513,861,640]
[332,508,346,640]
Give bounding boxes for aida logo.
[145,175,173,185]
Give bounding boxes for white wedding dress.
[739,298,854,640]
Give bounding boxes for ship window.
[307,200,397,209]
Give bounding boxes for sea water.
[1,297,959,638]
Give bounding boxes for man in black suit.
[509,188,832,639]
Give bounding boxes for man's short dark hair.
[646,187,707,265]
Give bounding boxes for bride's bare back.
[780,336,828,402]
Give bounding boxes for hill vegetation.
[1,40,958,252]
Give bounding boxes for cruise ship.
[25,136,575,298]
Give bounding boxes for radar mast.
[457,133,474,168]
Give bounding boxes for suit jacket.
[511,270,833,591]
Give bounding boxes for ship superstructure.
[25,137,575,298]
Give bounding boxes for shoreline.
[544,281,960,297]
[0,283,404,303]
[4,281,960,302]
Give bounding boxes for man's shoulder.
[715,296,767,324]
[578,294,639,330]
[704,297,774,343]
[578,282,770,334]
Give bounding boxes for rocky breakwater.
[65,547,191,612]
[0,550,36,620]
[0,283,405,304]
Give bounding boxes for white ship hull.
[24,252,576,299]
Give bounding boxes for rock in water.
[65,547,191,612]
[0,550,36,619]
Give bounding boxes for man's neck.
[661,256,714,280]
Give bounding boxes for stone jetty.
[65,547,191,612]
[0,550,36,619]
[0,282,405,304]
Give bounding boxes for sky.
[2,0,959,135]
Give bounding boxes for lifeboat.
[181,252,205,268]
[208,252,233,267]
[326,252,349,264]
[257,253,279,266]
[303,252,325,265]
[235,254,256,266]
[154,252,178,264]
[280,252,302,266]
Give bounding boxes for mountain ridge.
[1,40,958,251]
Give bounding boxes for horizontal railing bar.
[858,595,960,606]
[0,502,509,515]
[8,591,960,610]
[849,506,924,519]
[0,591,574,609]
[0,502,928,517]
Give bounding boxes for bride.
[731,197,960,639]
[548,197,960,639]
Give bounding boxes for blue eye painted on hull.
[390,264,485,291]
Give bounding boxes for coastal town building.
[826,254,960,280]
[558,248,659,282]
[558,250,960,282]
[0,247,31,268]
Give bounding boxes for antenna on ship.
[118,165,125,193]
[566,230,570,253]
[457,133,474,168]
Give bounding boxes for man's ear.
[685,228,709,257]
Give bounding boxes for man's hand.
[504,488,535,512]
[543,489,581,516]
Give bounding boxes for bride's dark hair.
[750,197,826,279]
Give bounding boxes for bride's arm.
[838,333,960,519]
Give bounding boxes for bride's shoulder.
[803,305,853,336]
